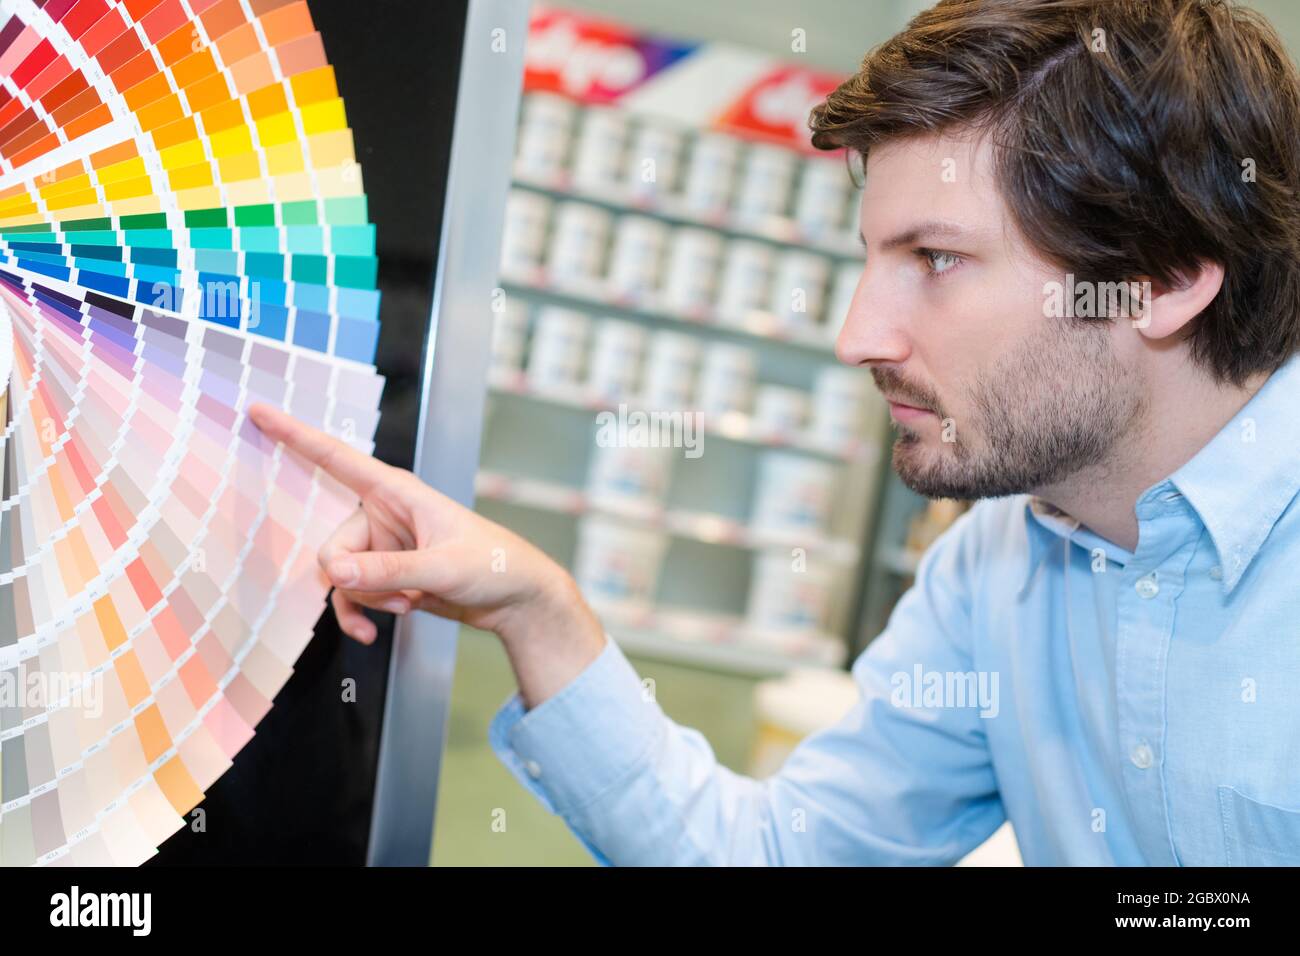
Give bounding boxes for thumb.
[326,550,435,592]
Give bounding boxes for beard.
[874,319,1147,501]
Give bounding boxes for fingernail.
[330,560,359,586]
[382,599,409,614]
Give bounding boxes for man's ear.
[1134,260,1225,339]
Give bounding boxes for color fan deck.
[0,0,384,865]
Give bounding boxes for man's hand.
[248,403,606,707]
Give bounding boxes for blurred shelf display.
[594,598,848,675]
[477,8,897,675]
[488,369,878,464]
[476,469,862,563]
[876,544,923,577]
[905,498,971,555]
[500,270,842,356]
[511,171,866,263]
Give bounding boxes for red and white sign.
[524,7,846,153]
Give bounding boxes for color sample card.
[0,0,384,865]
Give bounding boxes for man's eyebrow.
[859,220,983,251]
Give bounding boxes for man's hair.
[810,0,1300,386]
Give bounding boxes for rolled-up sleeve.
[489,503,1006,866]
[489,637,664,821]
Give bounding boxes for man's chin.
[891,436,987,501]
[891,435,1052,501]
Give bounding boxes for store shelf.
[483,79,889,677]
[876,544,922,577]
[513,169,864,262]
[499,269,842,357]
[488,370,877,464]
[592,598,847,675]
[475,469,861,564]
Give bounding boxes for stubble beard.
[889,320,1147,501]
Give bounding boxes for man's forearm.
[495,567,608,710]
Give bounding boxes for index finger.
[248,402,390,496]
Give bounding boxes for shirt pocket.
[1219,786,1300,866]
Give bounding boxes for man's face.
[836,132,1146,500]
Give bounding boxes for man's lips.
[883,395,936,424]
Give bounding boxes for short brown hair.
[810,0,1300,387]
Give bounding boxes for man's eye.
[918,249,963,277]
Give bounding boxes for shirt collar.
[1017,352,1300,597]
[1018,497,1078,597]
[1166,351,1300,593]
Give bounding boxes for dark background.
[151,0,470,865]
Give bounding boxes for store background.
[430,0,1300,866]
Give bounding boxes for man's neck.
[1032,366,1271,554]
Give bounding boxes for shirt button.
[524,760,542,779]
[1209,565,1223,580]
[1131,742,1154,769]
[1135,573,1160,598]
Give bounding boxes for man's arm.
[491,505,1005,865]
[248,405,1004,865]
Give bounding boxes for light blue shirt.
[489,354,1300,865]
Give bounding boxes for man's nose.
[832,264,911,368]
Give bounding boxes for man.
[250,0,1300,865]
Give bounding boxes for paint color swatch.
[0,0,383,865]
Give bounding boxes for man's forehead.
[859,133,1004,240]
[864,130,994,176]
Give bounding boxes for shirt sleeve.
[489,504,1006,865]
